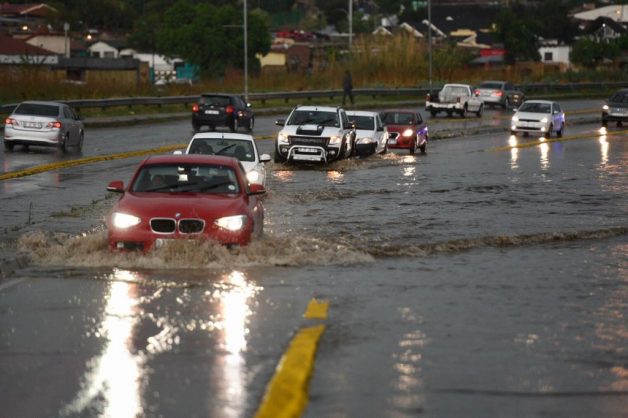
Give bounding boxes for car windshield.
[287,110,339,127]
[200,95,230,106]
[350,115,375,130]
[380,112,414,125]
[610,92,628,103]
[14,103,59,117]
[131,164,240,194]
[479,82,503,89]
[441,86,469,96]
[519,102,551,113]
[188,138,255,162]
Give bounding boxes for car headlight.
[246,169,261,183]
[402,129,414,137]
[277,132,289,144]
[329,135,342,146]
[602,105,609,111]
[512,116,519,122]
[541,118,548,123]
[215,215,247,232]
[112,212,141,229]
[358,137,374,144]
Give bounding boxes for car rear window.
[200,95,230,106]
[14,103,59,117]
[479,82,503,89]
[350,115,375,130]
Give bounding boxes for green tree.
[495,8,540,63]
[154,0,270,77]
[571,35,628,69]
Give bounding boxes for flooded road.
[1,102,627,417]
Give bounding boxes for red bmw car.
[380,110,428,154]
[106,154,265,251]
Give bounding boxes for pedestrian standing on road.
[342,69,354,106]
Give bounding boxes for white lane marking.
[0,278,26,292]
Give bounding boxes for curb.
[0,253,30,279]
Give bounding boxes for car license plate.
[24,122,42,128]
[297,147,318,153]
[204,110,219,115]
[388,139,397,144]
[293,153,323,161]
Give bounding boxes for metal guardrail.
[1,81,627,113]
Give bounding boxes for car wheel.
[77,132,84,151]
[476,105,483,118]
[246,117,254,132]
[546,124,553,138]
[618,121,623,127]
[230,118,238,132]
[446,110,453,117]
[192,121,201,132]
[273,143,286,163]
[59,134,68,152]
[4,141,14,151]
[430,111,437,118]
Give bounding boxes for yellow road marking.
[492,129,628,152]
[0,144,186,181]
[254,299,328,418]
[303,299,329,320]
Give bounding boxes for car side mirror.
[248,183,266,195]
[377,126,384,132]
[107,180,125,193]
[259,153,271,163]
[275,119,285,126]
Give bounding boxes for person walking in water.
[342,69,354,106]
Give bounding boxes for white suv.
[273,105,356,163]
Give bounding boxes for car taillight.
[474,90,480,96]
[493,91,503,96]
[192,103,199,112]
[226,105,235,114]
[5,117,18,126]
[47,121,62,129]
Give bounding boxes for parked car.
[474,80,525,109]
[181,132,271,186]
[346,110,388,156]
[3,101,84,152]
[106,154,265,251]
[273,105,356,163]
[601,88,628,127]
[191,93,254,133]
[425,83,484,118]
[380,110,428,154]
[510,100,565,137]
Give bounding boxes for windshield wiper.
[216,144,236,155]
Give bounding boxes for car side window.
[63,107,73,119]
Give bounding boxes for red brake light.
[474,89,480,95]
[47,121,62,129]
[494,91,503,97]
[226,105,235,114]
[192,103,199,112]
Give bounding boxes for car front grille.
[151,218,176,233]
[518,119,540,123]
[288,136,329,147]
[150,218,205,234]
[179,219,205,234]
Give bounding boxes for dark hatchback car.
[192,94,254,133]
[602,88,628,127]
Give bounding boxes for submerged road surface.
[0,103,627,417]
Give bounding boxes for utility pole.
[348,0,353,50]
[63,22,70,58]
[428,0,432,89]
[244,0,248,101]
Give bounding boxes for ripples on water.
[16,227,627,270]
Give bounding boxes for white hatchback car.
[346,110,388,156]
[511,100,565,137]
[182,132,271,186]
